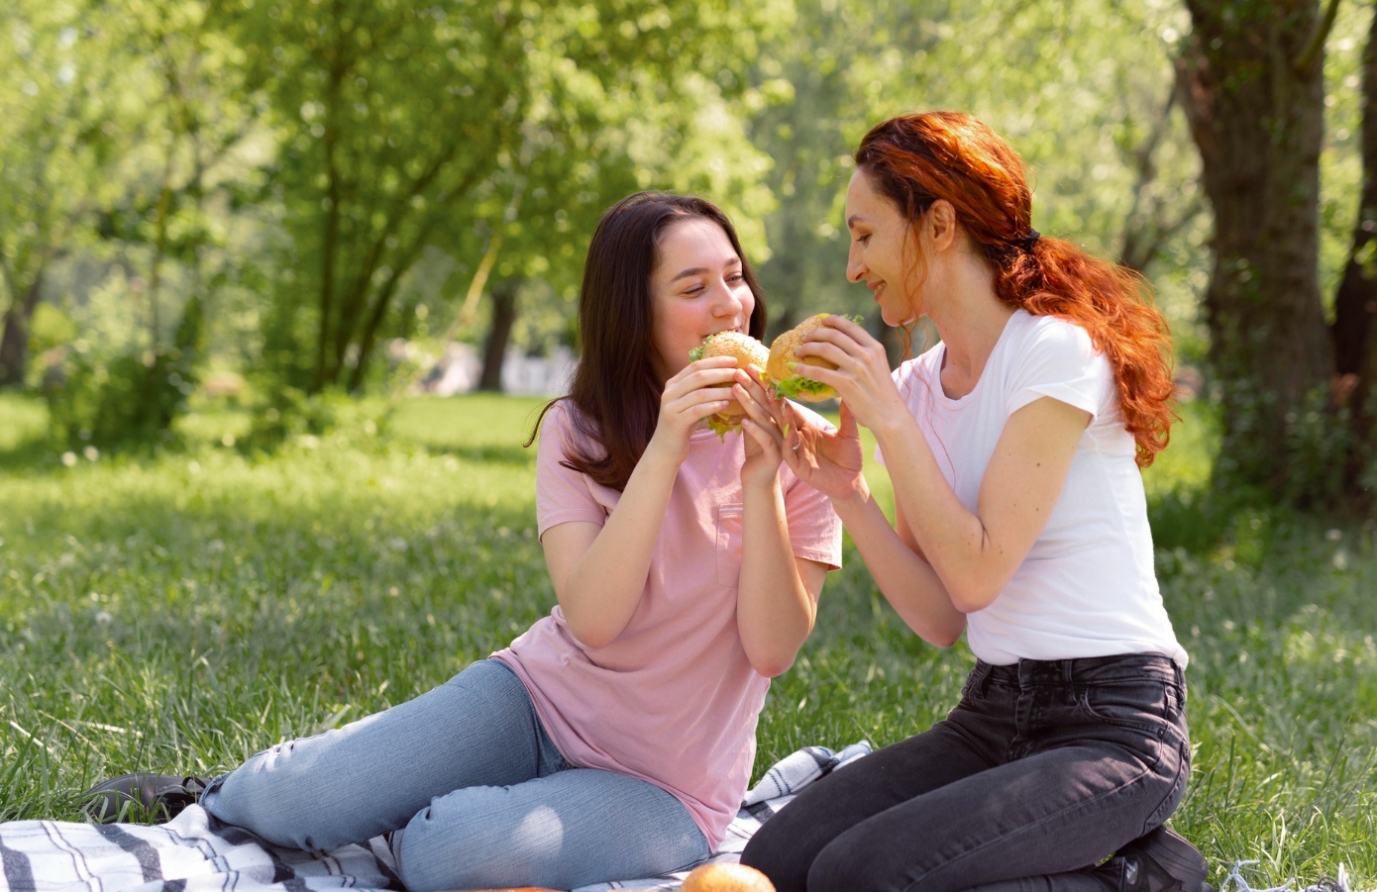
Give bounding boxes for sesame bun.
[681,863,776,892]
[766,314,838,401]
[692,332,769,434]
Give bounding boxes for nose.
[711,279,748,319]
[846,242,867,284]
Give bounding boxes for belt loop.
[1062,659,1074,684]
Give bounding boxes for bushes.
[43,297,204,451]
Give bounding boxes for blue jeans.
[741,654,1192,892]
[200,659,710,891]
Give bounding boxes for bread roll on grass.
[681,862,776,892]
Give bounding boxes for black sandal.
[81,773,210,824]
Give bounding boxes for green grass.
[1,391,1375,887]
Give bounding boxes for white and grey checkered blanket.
[0,743,872,892]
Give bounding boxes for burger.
[688,331,770,438]
[681,862,776,892]
[766,313,846,401]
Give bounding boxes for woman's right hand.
[647,356,740,463]
[776,399,869,505]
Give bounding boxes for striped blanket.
[0,743,872,892]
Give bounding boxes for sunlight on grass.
[0,393,46,452]
[1,394,1375,884]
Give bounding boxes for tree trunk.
[312,55,346,393]
[478,278,520,392]
[1332,3,1377,498]
[1177,0,1337,497]
[0,267,46,388]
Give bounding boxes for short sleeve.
[1006,318,1111,419]
[536,402,610,539]
[782,404,844,569]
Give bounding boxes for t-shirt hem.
[1009,384,1099,419]
[489,649,729,850]
[792,545,842,570]
[536,508,608,539]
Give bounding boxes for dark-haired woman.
[87,193,841,891]
[739,112,1208,892]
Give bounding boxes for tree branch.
[1296,0,1343,76]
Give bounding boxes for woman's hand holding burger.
[649,356,740,465]
[762,314,877,506]
[733,365,787,488]
[791,314,905,432]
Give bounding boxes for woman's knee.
[740,818,812,892]
[390,789,565,892]
[807,827,924,892]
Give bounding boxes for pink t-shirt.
[492,400,842,848]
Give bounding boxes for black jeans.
[741,654,1191,892]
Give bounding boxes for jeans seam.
[896,755,1155,892]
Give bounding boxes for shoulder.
[1001,312,1105,383]
[536,399,599,465]
[1013,312,1096,361]
[1001,312,1114,418]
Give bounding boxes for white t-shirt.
[878,309,1187,667]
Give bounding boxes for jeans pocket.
[1077,680,1170,735]
[715,504,745,586]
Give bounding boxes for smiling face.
[845,168,924,326]
[649,216,756,382]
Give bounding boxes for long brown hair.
[526,192,767,490]
[855,112,1176,466]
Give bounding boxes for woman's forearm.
[870,414,1000,611]
[832,482,967,646]
[558,443,681,648]
[737,478,814,677]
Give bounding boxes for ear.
[927,200,959,252]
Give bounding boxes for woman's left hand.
[794,316,906,431]
[734,366,785,488]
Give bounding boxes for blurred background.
[1,0,1374,510]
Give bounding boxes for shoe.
[1110,825,1212,892]
[81,774,210,824]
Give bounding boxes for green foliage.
[218,0,787,393]
[44,297,205,450]
[747,0,1207,346]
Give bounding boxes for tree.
[222,0,785,394]
[1176,0,1342,501]
[1329,1,1377,499]
[0,0,121,386]
[748,0,1205,359]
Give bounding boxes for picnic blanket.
[0,743,873,892]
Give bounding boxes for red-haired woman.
[739,112,1208,892]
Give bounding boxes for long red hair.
[856,112,1176,467]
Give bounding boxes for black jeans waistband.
[970,653,1183,690]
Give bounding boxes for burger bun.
[766,314,839,401]
[693,332,769,431]
[681,863,776,892]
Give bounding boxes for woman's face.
[649,216,755,382]
[845,168,921,326]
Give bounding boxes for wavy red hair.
[856,112,1176,467]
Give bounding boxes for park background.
[3,0,1377,886]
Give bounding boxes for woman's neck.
[927,253,1014,398]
